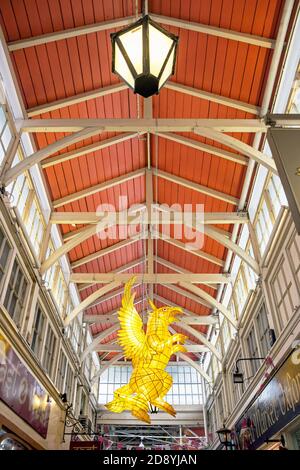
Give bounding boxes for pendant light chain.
[154,132,159,297]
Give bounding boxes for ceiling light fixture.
[111,14,178,98]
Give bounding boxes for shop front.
[0,332,51,450]
[234,348,300,450]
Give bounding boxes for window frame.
[41,324,57,379]
[2,256,30,329]
[30,303,47,360]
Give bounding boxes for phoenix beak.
[169,307,183,322]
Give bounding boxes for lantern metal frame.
[111,15,179,98]
[216,425,234,450]
[233,357,266,385]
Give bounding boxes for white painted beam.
[50,210,248,225]
[165,82,260,115]
[71,233,144,269]
[84,311,218,326]
[91,353,124,382]
[41,206,146,274]
[42,132,141,169]
[175,323,222,361]
[153,294,218,325]
[16,118,268,133]
[204,225,260,274]
[53,168,145,208]
[155,230,224,267]
[156,205,259,274]
[64,281,121,326]
[154,131,247,165]
[179,282,237,329]
[179,353,212,383]
[26,80,260,118]
[151,14,274,49]
[84,312,119,324]
[3,127,103,186]
[155,256,219,291]
[194,127,277,174]
[88,284,142,310]
[70,273,233,284]
[27,83,128,117]
[162,284,211,310]
[93,344,210,353]
[81,324,119,362]
[7,14,274,51]
[77,257,144,292]
[41,223,98,275]
[8,16,137,51]
[155,169,239,205]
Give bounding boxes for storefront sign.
[235,350,300,449]
[70,441,101,450]
[0,333,50,438]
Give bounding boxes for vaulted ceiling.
[0,0,289,368]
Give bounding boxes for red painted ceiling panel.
[0,0,285,354]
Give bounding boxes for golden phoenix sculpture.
[105,277,187,424]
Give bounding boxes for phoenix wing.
[117,277,146,359]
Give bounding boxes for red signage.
[70,441,101,450]
[0,333,50,438]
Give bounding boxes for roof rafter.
[155,169,239,205]
[7,15,138,51]
[3,127,103,186]
[158,205,259,274]
[7,13,274,52]
[53,168,145,208]
[155,230,224,268]
[64,281,121,326]
[27,83,128,117]
[77,257,145,292]
[204,225,260,274]
[88,284,142,310]
[42,132,142,169]
[71,233,145,269]
[179,353,212,384]
[194,127,277,174]
[162,284,211,310]
[154,257,236,328]
[165,82,260,115]
[81,324,119,362]
[41,205,146,274]
[27,80,260,117]
[52,165,238,210]
[76,258,146,292]
[155,131,248,166]
[179,281,237,328]
[91,353,123,382]
[151,14,274,48]
[153,294,218,325]
[156,256,218,291]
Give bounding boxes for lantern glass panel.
[149,23,173,77]
[159,47,175,89]
[114,41,135,88]
[119,25,143,75]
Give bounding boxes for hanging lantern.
[111,15,178,98]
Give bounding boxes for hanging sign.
[235,350,300,449]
